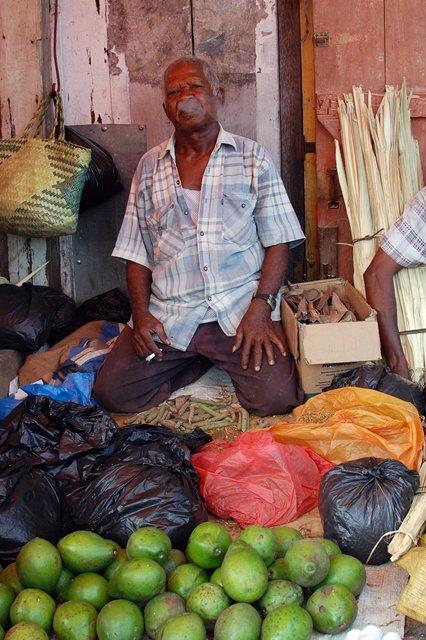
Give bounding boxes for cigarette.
[145,349,162,362]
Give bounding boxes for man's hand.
[232,300,287,371]
[132,312,170,360]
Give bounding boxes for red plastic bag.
[191,431,333,527]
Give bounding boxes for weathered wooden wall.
[57,0,281,165]
[0,0,51,284]
[1,0,281,287]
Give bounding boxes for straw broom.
[336,81,425,383]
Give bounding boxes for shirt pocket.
[221,191,257,248]
[147,202,186,261]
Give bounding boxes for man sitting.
[94,56,305,416]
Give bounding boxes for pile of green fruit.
[0,522,367,639]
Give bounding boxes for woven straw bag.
[0,92,91,237]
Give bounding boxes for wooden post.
[300,0,318,280]
[319,226,338,279]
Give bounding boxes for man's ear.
[216,87,225,105]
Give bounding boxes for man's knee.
[92,365,125,412]
[237,367,303,417]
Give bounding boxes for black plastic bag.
[318,457,419,565]
[0,396,210,556]
[0,283,76,352]
[71,426,209,550]
[326,363,425,416]
[0,461,61,564]
[65,127,122,211]
[75,288,131,327]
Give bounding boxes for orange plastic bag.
[191,431,333,527]
[269,387,424,471]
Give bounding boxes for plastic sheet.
[326,363,425,416]
[319,457,419,565]
[75,288,131,327]
[0,397,209,557]
[72,427,210,550]
[0,372,95,420]
[192,431,332,527]
[0,463,61,564]
[0,283,76,352]
[269,387,424,471]
[65,127,122,211]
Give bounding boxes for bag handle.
[21,91,65,141]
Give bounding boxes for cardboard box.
[281,278,382,395]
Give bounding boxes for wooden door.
[311,0,426,281]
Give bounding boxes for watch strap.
[252,293,277,310]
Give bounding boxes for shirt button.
[200,231,205,236]
[207,296,212,301]
[241,203,246,208]
[184,210,189,216]
[203,266,208,271]
[176,179,181,185]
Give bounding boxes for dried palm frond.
[335,81,425,383]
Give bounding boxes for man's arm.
[364,248,409,378]
[126,261,170,359]
[232,243,288,371]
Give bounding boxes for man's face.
[163,61,220,133]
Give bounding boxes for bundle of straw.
[336,81,425,383]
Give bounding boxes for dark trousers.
[93,322,303,416]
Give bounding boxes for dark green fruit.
[306,584,357,634]
[53,600,97,640]
[261,604,313,640]
[214,602,262,640]
[283,539,330,588]
[10,589,55,632]
[157,612,206,640]
[57,531,117,574]
[55,568,74,600]
[239,526,278,567]
[0,583,14,626]
[103,549,127,582]
[144,592,185,639]
[126,527,171,566]
[186,583,230,630]
[268,558,289,581]
[167,564,209,599]
[210,567,223,587]
[258,580,303,616]
[316,554,366,596]
[0,565,22,597]
[312,538,341,558]
[108,559,166,602]
[163,550,186,575]
[96,599,144,640]
[221,542,268,603]
[66,573,109,611]
[16,539,62,594]
[186,522,231,570]
[271,527,302,557]
[5,622,48,640]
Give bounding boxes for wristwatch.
[252,293,277,311]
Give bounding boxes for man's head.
[163,57,224,134]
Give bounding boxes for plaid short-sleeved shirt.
[113,126,305,351]
[380,186,426,267]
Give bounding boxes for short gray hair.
[163,56,221,95]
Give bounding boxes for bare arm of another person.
[364,248,409,379]
[126,260,170,359]
[233,243,288,371]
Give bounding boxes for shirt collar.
[158,123,237,160]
